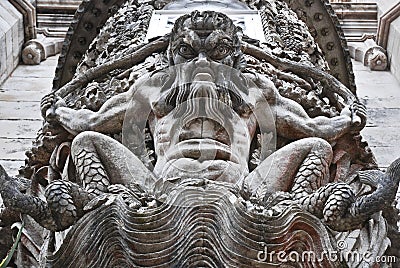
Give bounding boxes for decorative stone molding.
[330,2,378,42]
[364,39,387,71]
[36,0,81,38]
[21,39,45,65]
[377,2,400,49]
[11,0,81,65]
[348,38,388,71]
[21,38,63,65]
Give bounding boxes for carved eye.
[177,44,195,58]
[210,45,232,60]
[218,45,229,54]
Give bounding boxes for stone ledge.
[0,1,23,86]
[0,159,24,176]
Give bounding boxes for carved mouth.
[166,138,238,163]
[193,73,213,82]
[191,67,215,81]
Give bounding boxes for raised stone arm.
[251,73,367,142]
[274,95,367,141]
[40,89,134,135]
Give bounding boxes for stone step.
[331,2,378,20]
[341,18,378,23]
[37,14,75,28]
[341,26,377,31]
[36,0,80,38]
[331,2,378,41]
[341,21,378,27]
[343,30,377,37]
[36,0,82,13]
[334,11,378,20]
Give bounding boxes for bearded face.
[168,10,244,68]
[146,11,256,183]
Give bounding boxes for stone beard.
[148,66,261,183]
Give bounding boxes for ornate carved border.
[282,0,356,93]
[52,0,126,90]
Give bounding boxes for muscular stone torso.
[132,68,261,183]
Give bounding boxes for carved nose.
[195,52,210,67]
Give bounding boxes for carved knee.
[304,137,333,159]
[71,131,98,156]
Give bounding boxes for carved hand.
[40,93,67,123]
[349,101,367,132]
[340,101,367,133]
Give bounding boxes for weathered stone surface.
[0,89,48,102]
[10,62,57,78]
[0,102,41,120]
[361,126,400,167]
[0,120,41,139]
[1,77,53,91]
[366,108,400,127]
[362,126,400,146]
[355,69,400,98]
[0,138,34,160]
[0,36,7,81]
[0,1,23,85]
[369,146,400,168]
[362,97,400,109]
[0,160,25,175]
[387,16,400,83]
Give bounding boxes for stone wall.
[0,1,24,85]
[387,16,400,83]
[376,0,396,17]
[375,1,400,83]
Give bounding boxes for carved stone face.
[169,11,243,68]
[144,11,257,183]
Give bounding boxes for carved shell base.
[48,182,340,267]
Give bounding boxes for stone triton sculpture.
[0,1,399,267]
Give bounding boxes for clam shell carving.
[48,182,339,267]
